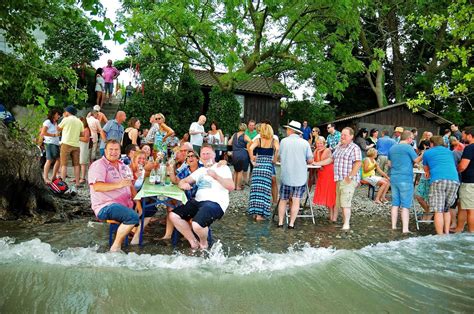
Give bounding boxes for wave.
[0,234,473,276]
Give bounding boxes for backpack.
[0,104,15,124]
[47,178,69,194]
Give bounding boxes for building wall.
[358,106,441,136]
[319,106,443,138]
[200,87,281,130]
[244,94,281,130]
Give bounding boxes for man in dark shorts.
[170,145,234,249]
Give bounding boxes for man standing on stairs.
[102,111,126,145]
[103,59,120,105]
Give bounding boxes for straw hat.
[395,127,404,133]
[284,120,303,134]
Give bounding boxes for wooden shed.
[191,69,288,130]
[319,103,453,137]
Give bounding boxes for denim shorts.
[104,82,114,94]
[172,199,224,228]
[45,143,60,160]
[391,181,414,208]
[97,203,140,225]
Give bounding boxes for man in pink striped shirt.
[89,139,140,252]
[103,59,120,105]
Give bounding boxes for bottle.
[149,168,156,184]
[160,160,166,185]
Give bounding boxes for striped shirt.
[333,142,362,182]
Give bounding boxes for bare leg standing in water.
[391,206,410,233]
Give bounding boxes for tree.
[120,0,363,99]
[282,100,335,127]
[43,10,109,65]
[406,0,473,126]
[0,0,112,218]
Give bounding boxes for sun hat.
[64,105,77,116]
[284,120,303,134]
[395,126,404,133]
[93,105,101,111]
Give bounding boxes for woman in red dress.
[312,138,337,222]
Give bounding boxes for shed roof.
[191,69,289,97]
[323,103,452,125]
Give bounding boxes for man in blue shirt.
[376,130,396,174]
[278,120,313,229]
[423,136,460,235]
[388,130,423,233]
[301,120,312,141]
[326,123,341,152]
[102,111,126,142]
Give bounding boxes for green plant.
[283,100,336,126]
[206,87,241,135]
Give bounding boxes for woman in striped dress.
[248,123,280,220]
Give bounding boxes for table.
[272,163,321,224]
[134,180,188,205]
[133,180,187,245]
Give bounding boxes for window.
[234,94,245,118]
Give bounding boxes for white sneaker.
[69,185,77,196]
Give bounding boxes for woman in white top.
[40,109,62,183]
[207,121,224,161]
[95,68,105,108]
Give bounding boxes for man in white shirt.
[86,110,105,161]
[170,144,234,249]
[189,115,207,154]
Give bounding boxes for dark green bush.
[206,87,241,135]
[119,69,204,138]
[283,100,336,127]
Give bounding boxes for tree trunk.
[386,7,404,103]
[0,122,91,223]
[366,65,386,108]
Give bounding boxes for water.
[0,218,473,312]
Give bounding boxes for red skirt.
[313,163,336,208]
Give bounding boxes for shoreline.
[0,181,436,255]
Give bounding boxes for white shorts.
[363,175,383,187]
[79,141,90,164]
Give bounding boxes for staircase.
[101,97,121,120]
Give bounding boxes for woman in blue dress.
[248,123,280,220]
[229,123,252,190]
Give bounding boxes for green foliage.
[120,69,204,137]
[405,0,473,126]
[43,10,109,65]
[283,100,336,126]
[120,0,362,98]
[0,0,109,140]
[206,87,242,135]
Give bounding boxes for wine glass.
[123,166,133,180]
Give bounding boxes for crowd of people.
[39,97,473,252]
